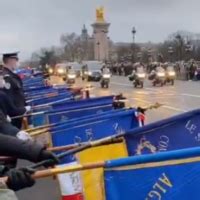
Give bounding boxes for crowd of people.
[0,52,59,199]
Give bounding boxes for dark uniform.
[3,67,26,129]
[0,90,26,118]
[0,134,45,163]
[0,134,59,196]
[0,111,19,137]
[0,90,27,137]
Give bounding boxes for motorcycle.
[129,68,145,88]
[150,68,165,87]
[101,73,111,88]
[66,71,76,84]
[165,67,176,85]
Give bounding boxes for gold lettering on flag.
[145,173,173,199]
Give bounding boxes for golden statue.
[96,7,105,22]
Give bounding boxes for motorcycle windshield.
[137,68,144,73]
[167,66,174,72]
[157,67,165,73]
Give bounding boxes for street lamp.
[132,27,136,63]
[137,52,142,62]
[185,43,192,60]
[97,41,100,61]
[132,27,136,42]
[175,34,183,61]
[168,46,174,62]
[147,49,152,63]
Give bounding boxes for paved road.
[17,76,200,200]
[75,76,200,123]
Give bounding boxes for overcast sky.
[0,0,200,59]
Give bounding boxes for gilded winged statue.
[96,7,105,22]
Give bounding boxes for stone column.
[92,22,110,61]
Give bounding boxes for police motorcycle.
[100,68,111,88]
[63,67,76,84]
[164,65,176,85]
[129,66,146,88]
[149,66,166,87]
[66,68,76,84]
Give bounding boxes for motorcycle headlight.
[57,68,64,74]
[103,74,111,78]
[137,73,145,78]
[88,71,92,76]
[68,74,76,79]
[168,71,176,76]
[48,68,53,74]
[157,72,165,77]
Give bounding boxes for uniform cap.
[2,52,19,60]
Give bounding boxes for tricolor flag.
[77,142,127,200]
[57,162,84,200]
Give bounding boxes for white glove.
[6,115,11,122]
[16,131,33,141]
[25,106,32,112]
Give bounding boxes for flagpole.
[34,161,105,179]
[29,137,123,169]
[0,161,105,183]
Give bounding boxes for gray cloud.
[0,0,199,59]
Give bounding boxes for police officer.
[0,87,31,139]
[2,52,26,129]
[0,65,31,135]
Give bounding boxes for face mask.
[0,76,5,89]
[16,62,20,69]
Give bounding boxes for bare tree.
[32,47,60,68]
[60,33,83,61]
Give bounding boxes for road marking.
[145,87,159,92]
[135,91,151,95]
[130,98,151,104]
[111,82,163,94]
[110,82,130,87]
[162,105,187,112]
[111,81,200,100]
[130,98,186,112]
[182,94,200,98]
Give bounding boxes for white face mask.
[0,76,5,88]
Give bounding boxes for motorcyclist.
[131,64,145,79]
[149,63,165,82]
[102,66,110,74]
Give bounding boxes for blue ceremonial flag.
[51,109,139,163]
[24,85,52,93]
[52,95,114,110]
[124,109,200,156]
[48,104,113,124]
[30,93,72,106]
[50,109,126,132]
[48,96,114,124]
[30,96,114,126]
[104,147,200,200]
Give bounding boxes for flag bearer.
[2,52,26,129]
